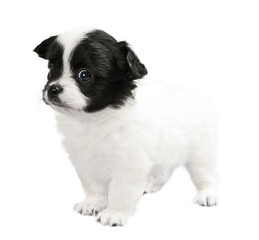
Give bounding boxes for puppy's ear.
[119,41,147,80]
[34,36,57,59]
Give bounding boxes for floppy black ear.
[34,35,57,59]
[119,41,147,80]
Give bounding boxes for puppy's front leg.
[97,168,147,226]
[74,181,108,216]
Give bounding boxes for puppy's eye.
[78,69,92,82]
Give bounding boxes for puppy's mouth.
[42,94,72,111]
[48,100,63,107]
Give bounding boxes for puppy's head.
[34,29,147,113]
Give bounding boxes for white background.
[0,0,258,239]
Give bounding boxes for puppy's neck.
[55,98,136,125]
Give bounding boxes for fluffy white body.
[56,81,218,226]
[35,28,218,226]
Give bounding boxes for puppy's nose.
[48,84,63,99]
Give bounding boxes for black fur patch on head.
[34,36,57,59]
[34,36,64,85]
[47,41,64,82]
[69,30,147,112]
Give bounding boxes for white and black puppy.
[34,28,218,226]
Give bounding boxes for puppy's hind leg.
[186,143,219,207]
[144,163,174,194]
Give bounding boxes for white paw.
[193,188,218,207]
[96,209,129,226]
[74,198,107,216]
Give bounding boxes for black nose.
[48,84,63,99]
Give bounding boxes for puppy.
[34,28,218,226]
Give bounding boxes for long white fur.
[50,30,219,226]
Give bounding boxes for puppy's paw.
[193,188,218,207]
[74,198,107,216]
[96,209,129,226]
